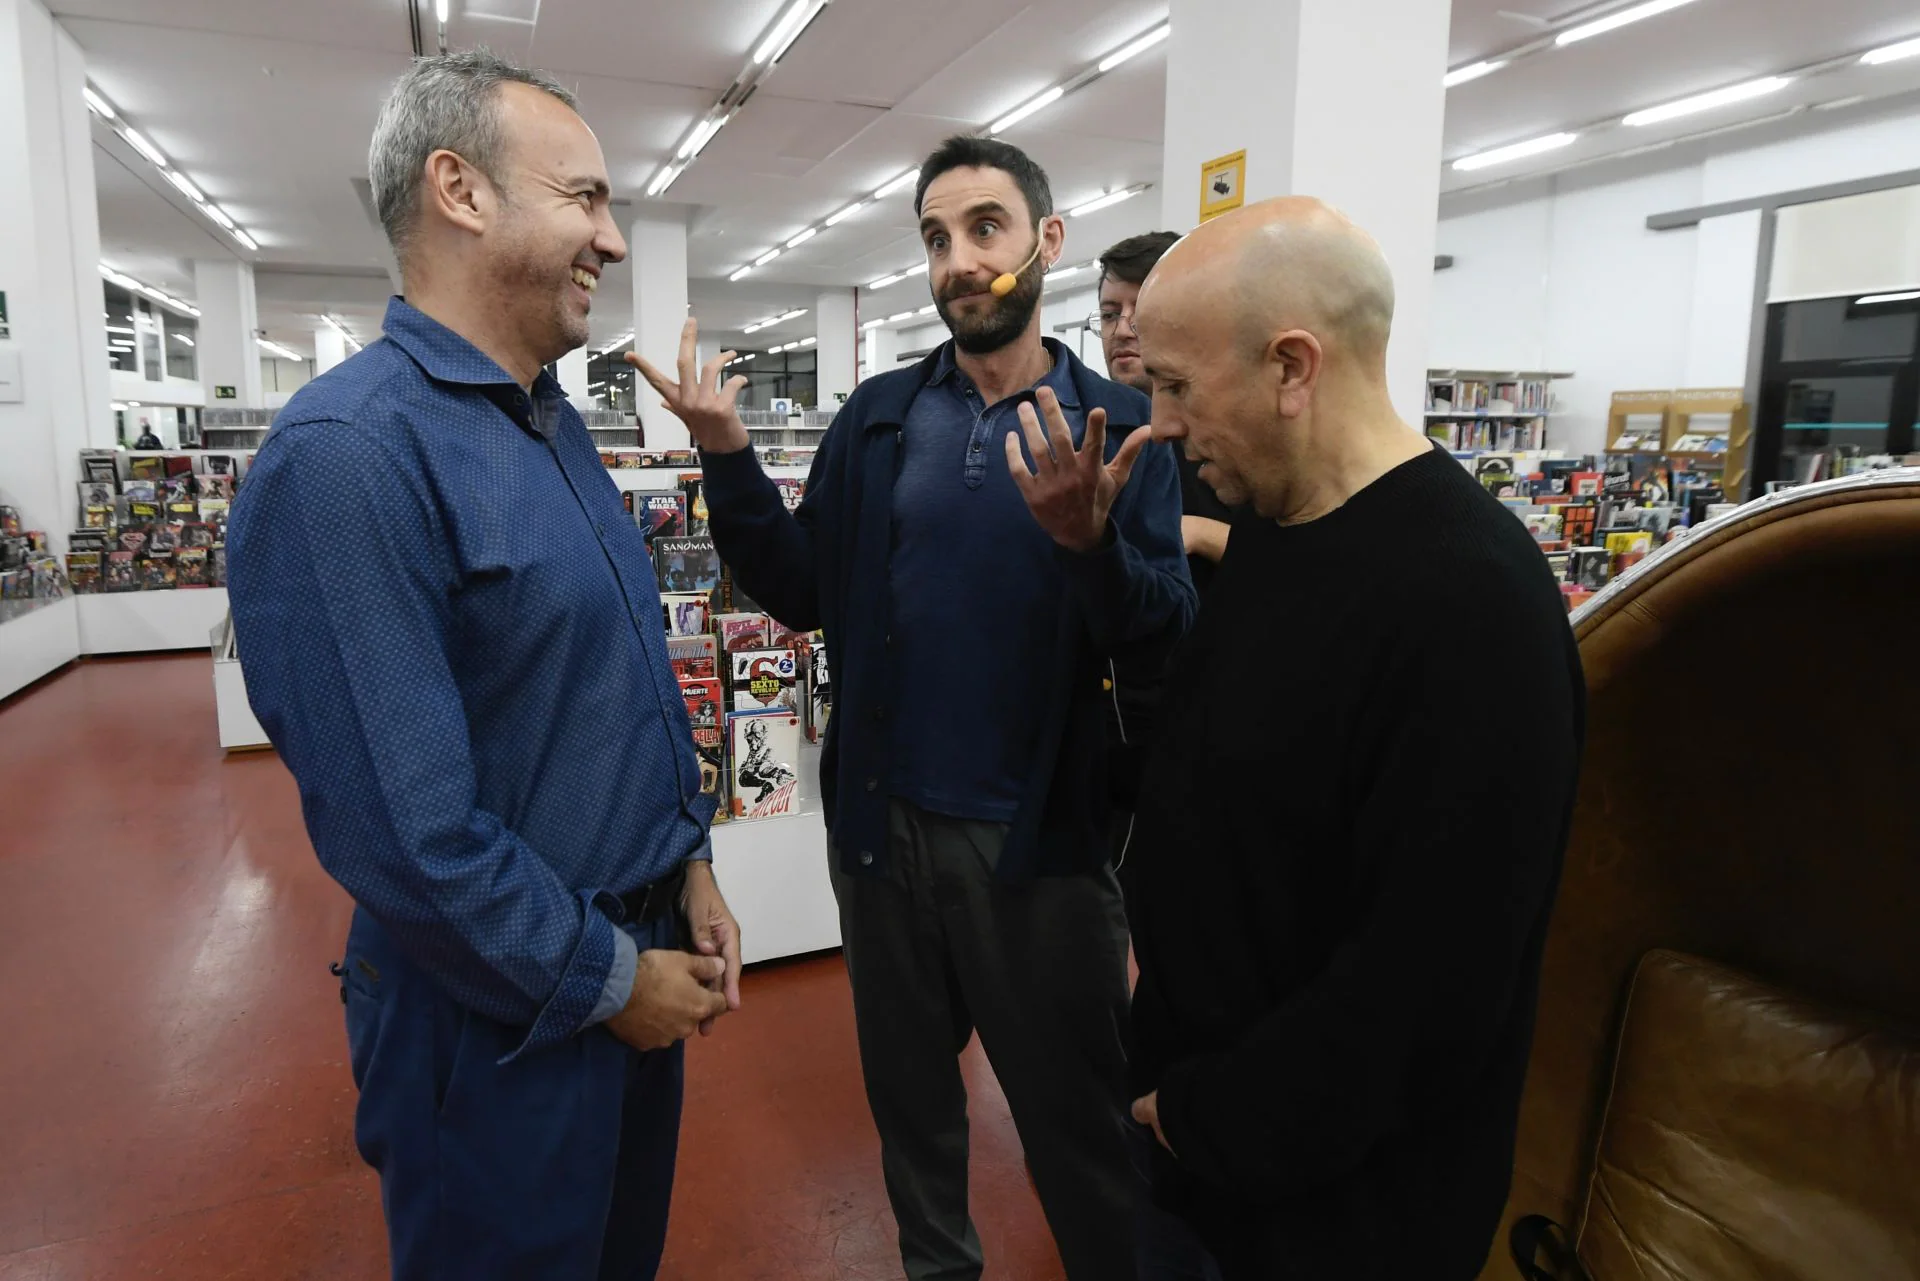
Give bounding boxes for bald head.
[1144,196,1396,368]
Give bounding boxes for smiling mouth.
[570,266,599,293]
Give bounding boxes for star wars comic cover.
[680,678,730,823]
[728,710,801,821]
[636,491,687,549]
[729,646,800,713]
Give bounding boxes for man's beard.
[936,255,1044,355]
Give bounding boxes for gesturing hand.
[1132,1091,1174,1154]
[627,317,751,454]
[1005,385,1150,554]
[604,949,730,1052]
[681,861,743,1037]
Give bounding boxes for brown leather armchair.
[1489,470,1920,1279]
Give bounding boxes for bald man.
[1118,199,1585,1279]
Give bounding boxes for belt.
[616,862,688,928]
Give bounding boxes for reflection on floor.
[0,654,1065,1281]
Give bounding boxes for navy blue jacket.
[700,340,1196,882]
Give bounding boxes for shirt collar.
[380,296,567,402]
[925,337,1080,409]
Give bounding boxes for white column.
[814,288,857,407]
[194,258,263,406]
[313,323,346,375]
[630,208,690,449]
[555,345,592,410]
[1161,0,1451,424]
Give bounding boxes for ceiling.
[59,0,1920,359]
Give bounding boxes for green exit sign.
[215,385,237,399]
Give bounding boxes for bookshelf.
[1424,369,1572,453]
[1604,387,1752,501]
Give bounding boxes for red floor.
[0,654,1065,1280]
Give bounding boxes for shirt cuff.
[501,888,621,1062]
[684,836,714,863]
[588,925,640,1027]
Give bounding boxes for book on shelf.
[729,646,801,714]
[715,612,770,653]
[667,632,718,681]
[808,643,832,744]
[680,678,730,823]
[661,592,711,637]
[652,535,720,595]
[728,710,802,821]
[636,491,687,548]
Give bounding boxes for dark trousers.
[340,908,684,1281]
[830,799,1141,1281]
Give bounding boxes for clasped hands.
[604,861,743,1051]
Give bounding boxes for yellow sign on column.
[1199,150,1246,223]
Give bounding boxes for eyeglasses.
[1089,309,1139,336]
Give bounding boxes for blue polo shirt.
[227,298,711,1058]
[888,340,1083,821]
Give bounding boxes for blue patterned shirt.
[228,298,711,1059]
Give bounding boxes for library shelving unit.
[1424,369,1573,452]
[1604,387,1752,500]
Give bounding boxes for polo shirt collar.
[924,336,1080,409]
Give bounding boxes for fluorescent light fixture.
[121,127,167,168]
[1069,188,1140,217]
[868,272,905,290]
[1622,76,1791,127]
[1099,23,1170,72]
[742,322,763,334]
[786,227,818,248]
[84,86,115,119]
[799,336,817,347]
[861,318,884,331]
[646,163,684,198]
[171,334,194,346]
[754,248,782,268]
[914,304,935,316]
[1860,36,1920,65]
[887,311,913,322]
[874,168,919,199]
[990,85,1064,136]
[435,0,448,24]
[768,342,786,353]
[777,308,807,322]
[729,266,754,282]
[1556,0,1696,46]
[825,200,867,226]
[166,171,204,204]
[754,0,823,64]
[258,339,305,362]
[106,325,135,335]
[204,205,235,231]
[128,401,142,407]
[1443,59,1506,88]
[905,261,928,277]
[233,229,259,252]
[1857,290,1920,305]
[678,115,725,161]
[323,314,363,352]
[1452,131,1579,171]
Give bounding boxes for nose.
[595,207,628,265]
[1149,400,1184,443]
[1115,309,1140,338]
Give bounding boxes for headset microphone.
[991,237,1046,298]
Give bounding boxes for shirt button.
[859,850,874,867]
[865,777,878,792]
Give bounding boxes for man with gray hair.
[227,51,738,1279]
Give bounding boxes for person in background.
[132,422,163,450]
[633,135,1195,1281]
[1094,231,1243,876]
[227,51,738,1280]
[1123,196,1585,1279]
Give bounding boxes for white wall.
[1431,97,1920,459]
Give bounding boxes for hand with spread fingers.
[1004,385,1150,554]
[625,317,751,454]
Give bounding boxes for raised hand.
[627,317,751,454]
[1004,385,1150,554]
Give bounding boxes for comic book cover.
[1560,502,1598,548]
[1569,547,1611,591]
[660,592,711,638]
[652,536,720,595]
[210,544,226,587]
[636,491,687,548]
[117,527,149,557]
[621,491,636,517]
[179,522,216,550]
[767,620,808,650]
[598,448,619,468]
[78,481,115,513]
[139,554,177,591]
[128,456,166,480]
[164,455,194,479]
[681,677,729,817]
[203,454,238,477]
[104,551,138,591]
[614,451,645,469]
[120,480,159,502]
[1480,472,1520,499]
[80,449,119,483]
[197,472,236,500]
[730,646,800,713]
[163,473,195,502]
[166,500,198,524]
[666,632,718,681]
[198,498,231,529]
[774,477,806,513]
[124,499,162,526]
[148,522,182,555]
[728,710,801,821]
[65,551,102,594]
[808,642,831,744]
[1570,470,1603,498]
[68,529,111,555]
[715,612,769,653]
[678,473,709,536]
[82,505,113,529]
[175,547,210,587]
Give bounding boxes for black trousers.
[830,800,1141,1281]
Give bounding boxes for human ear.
[1269,330,1322,419]
[422,149,491,237]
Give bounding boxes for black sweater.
[1127,443,1585,1280]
